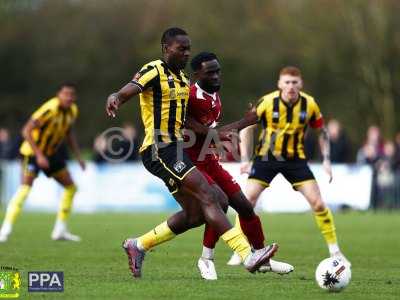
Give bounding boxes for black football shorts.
[22,151,67,178]
[248,156,315,189]
[141,142,196,194]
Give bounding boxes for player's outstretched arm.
[239,124,257,174]
[219,103,258,133]
[66,129,85,170]
[185,116,238,142]
[185,116,210,135]
[318,126,333,183]
[106,83,142,118]
[21,119,49,169]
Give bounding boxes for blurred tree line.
[0,0,399,157]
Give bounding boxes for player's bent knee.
[311,199,326,212]
[214,188,229,213]
[186,214,205,228]
[22,175,35,186]
[247,194,258,208]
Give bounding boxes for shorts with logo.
[141,142,196,194]
[195,160,241,198]
[22,152,67,177]
[248,156,315,189]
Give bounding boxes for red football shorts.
[196,159,241,198]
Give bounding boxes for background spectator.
[0,128,13,160]
[121,123,139,162]
[93,123,139,163]
[375,141,397,209]
[325,119,351,163]
[356,125,384,165]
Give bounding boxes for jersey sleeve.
[309,100,324,128]
[130,65,159,91]
[31,101,55,125]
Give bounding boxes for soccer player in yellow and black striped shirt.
[227,66,351,267]
[106,27,277,279]
[0,83,85,242]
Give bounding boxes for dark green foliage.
[1,0,399,152]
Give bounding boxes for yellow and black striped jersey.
[20,97,78,157]
[255,90,323,160]
[131,59,190,152]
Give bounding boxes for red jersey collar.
[195,82,217,101]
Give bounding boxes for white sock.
[329,243,340,255]
[0,221,12,236]
[53,219,67,233]
[135,239,146,251]
[201,246,214,260]
[243,252,252,266]
[234,252,243,261]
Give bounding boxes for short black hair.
[161,27,188,45]
[190,52,218,71]
[58,81,77,91]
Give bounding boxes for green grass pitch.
[0,212,399,299]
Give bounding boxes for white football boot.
[258,259,294,274]
[51,230,81,242]
[243,244,279,273]
[197,257,218,280]
[0,234,9,242]
[51,220,81,242]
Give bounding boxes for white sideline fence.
[0,161,372,213]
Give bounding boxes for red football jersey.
[185,83,222,163]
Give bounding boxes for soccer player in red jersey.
[184,52,294,280]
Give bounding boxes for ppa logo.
[28,272,64,292]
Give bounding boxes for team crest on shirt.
[167,75,174,82]
[173,161,186,173]
[169,88,176,99]
[300,111,307,121]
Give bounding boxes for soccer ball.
[315,257,351,292]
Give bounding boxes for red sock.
[203,224,219,249]
[239,215,265,249]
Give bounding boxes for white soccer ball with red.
[315,257,351,291]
